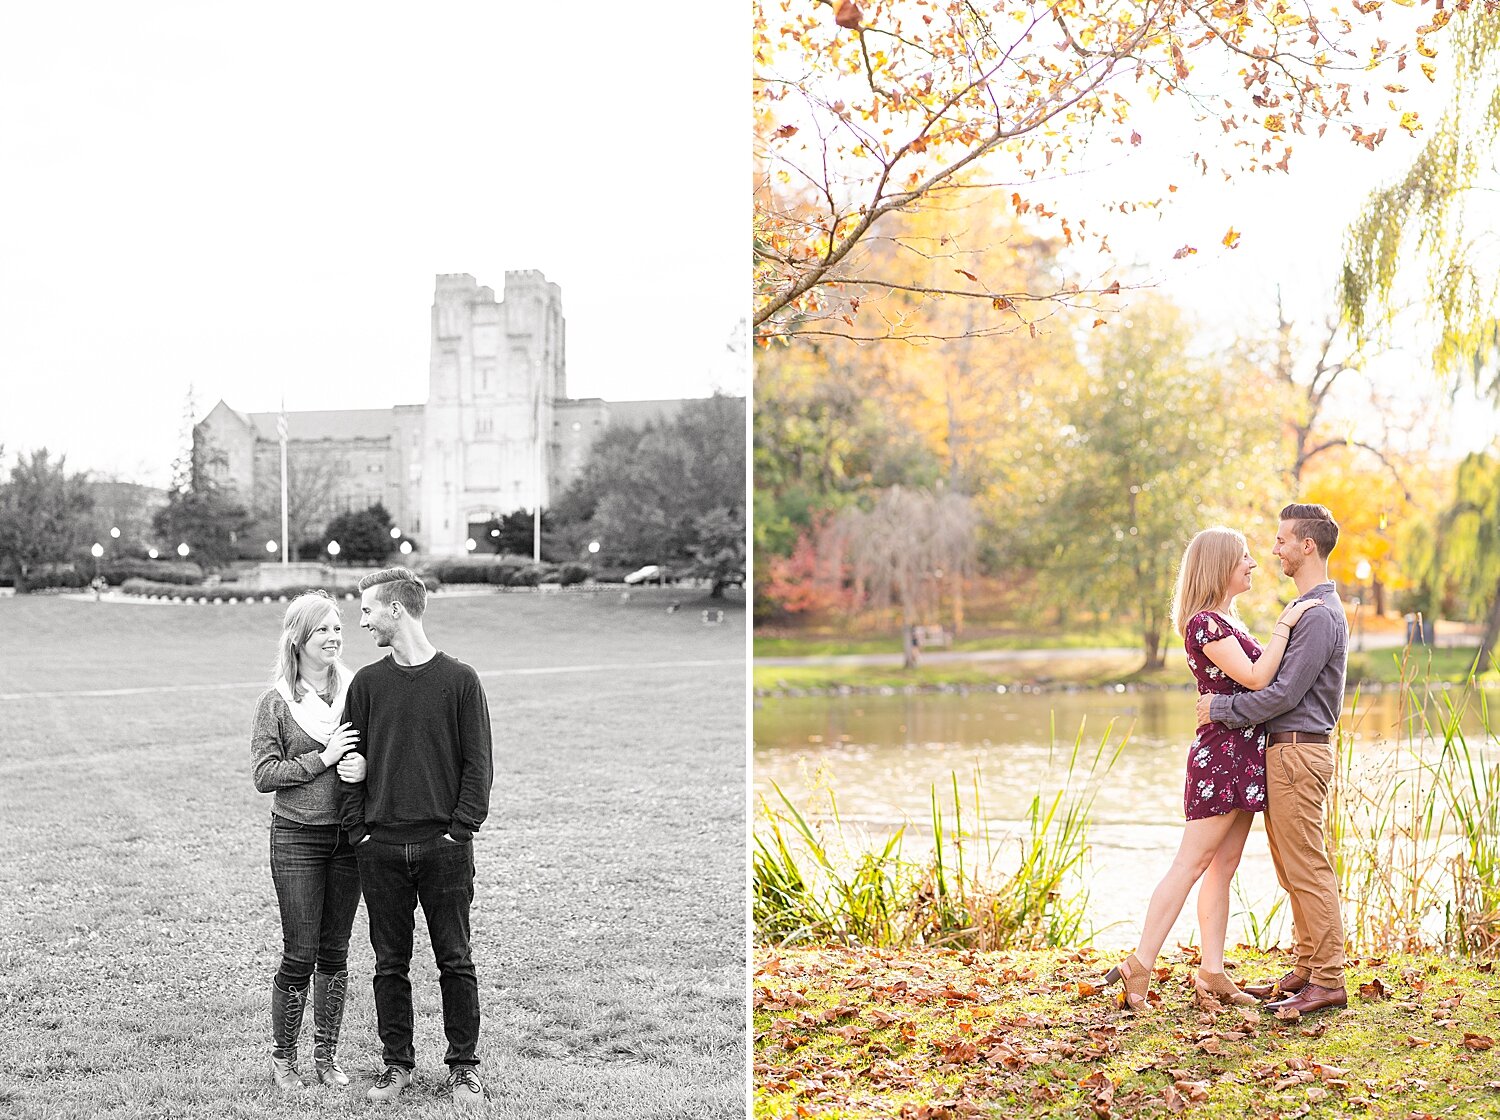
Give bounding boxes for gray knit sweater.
[250,688,343,825]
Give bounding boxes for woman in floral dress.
[1103,527,1322,1011]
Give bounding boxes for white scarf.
[275,663,353,745]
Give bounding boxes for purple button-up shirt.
[1208,580,1348,734]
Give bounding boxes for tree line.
[0,395,745,595]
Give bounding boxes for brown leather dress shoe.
[1242,970,1309,1001]
[1266,983,1347,1016]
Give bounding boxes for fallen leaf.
[1172,245,1197,260]
[1463,1033,1495,1051]
[1358,978,1388,1001]
[1222,227,1241,249]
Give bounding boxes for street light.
[390,526,402,539]
[1355,559,1373,652]
[327,540,341,560]
[587,541,600,555]
[177,543,190,558]
[148,547,159,560]
[399,540,412,555]
[266,540,278,554]
[109,526,120,539]
[90,543,104,598]
[465,538,477,552]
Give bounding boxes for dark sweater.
[339,652,493,845]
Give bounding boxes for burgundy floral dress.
[1181,610,1268,820]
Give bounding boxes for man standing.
[340,567,493,1105]
[1195,503,1349,1015]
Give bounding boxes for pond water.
[754,686,1497,951]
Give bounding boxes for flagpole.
[532,361,542,563]
[279,399,289,566]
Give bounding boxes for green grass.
[0,587,745,1119]
[755,645,1500,695]
[754,627,1146,659]
[754,946,1500,1119]
[753,653,1156,694]
[1347,644,1500,686]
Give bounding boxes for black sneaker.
[447,1065,484,1107]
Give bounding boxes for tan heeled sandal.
[1194,968,1257,1008]
[1103,951,1151,1012]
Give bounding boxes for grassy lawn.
[753,654,1150,695]
[0,587,746,1119]
[754,646,1500,695]
[1347,644,1500,686]
[754,946,1500,1119]
[754,629,1145,660]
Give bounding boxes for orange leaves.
[954,269,980,284]
[1222,227,1241,249]
[1463,1033,1496,1051]
[774,124,799,140]
[1172,245,1197,260]
[1399,110,1422,135]
[1358,977,1389,1001]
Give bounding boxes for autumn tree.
[0,449,95,592]
[755,0,1461,340]
[1014,297,1282,668]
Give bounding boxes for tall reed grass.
[1329,644,1500,958]
[753,719,1127,949]
[754,647,1500,957]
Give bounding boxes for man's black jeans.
[356,835,480,1069]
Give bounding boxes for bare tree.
[830,486,979,667]
[252,452,347,559]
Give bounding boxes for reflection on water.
[754,687,1494,949]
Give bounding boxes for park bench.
[913,625,952,648]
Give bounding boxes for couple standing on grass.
[1103,503,1351,1018]
[250,566,492,1106]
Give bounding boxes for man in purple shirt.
[1195,503,1349,1015]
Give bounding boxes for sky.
[0,3,745,489]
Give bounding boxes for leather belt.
[1269,731,1331,746]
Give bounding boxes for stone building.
[197,272,689,557]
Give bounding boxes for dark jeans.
[269,815,362,988]
[357,835,479,1069]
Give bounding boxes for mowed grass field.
[0,588,747,1119]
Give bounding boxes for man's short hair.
[1280,502,1339,559]
[357,566,428,618]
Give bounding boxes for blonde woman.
[251,591,363,1090]
[1102,527,1322,1011]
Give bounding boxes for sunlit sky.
[1,3,745,489]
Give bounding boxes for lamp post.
[399,540,412,556]
[177,543,190,559]
[266,540,277,556]
[1355,559,1372,652]
[465,538,477,554]
[327,540,340,592]
[148,547,159,560]
[587,540,600,555]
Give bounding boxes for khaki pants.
[1264,738,1346,987]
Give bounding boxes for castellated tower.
[419,271,566,556]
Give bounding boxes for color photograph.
[754,4,1500,1118]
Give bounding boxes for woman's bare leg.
[1132,813,1239,970]
[1196,810,1254,973]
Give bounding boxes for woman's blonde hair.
[273,592,343,701]
[1171,527,1247,637]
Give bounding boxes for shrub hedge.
[119,573,442,602]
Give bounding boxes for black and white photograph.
[0,5,746,1118]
